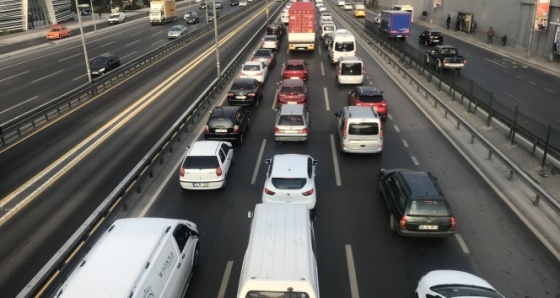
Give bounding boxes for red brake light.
[233,125,239,133]
[179,166,185,177]
[264,188,276,195]
[302,128,308,134]
[399,216,407,228]
[450,217,456,229]
[302,188,314,196]
[227,93,234,96]
[342,122,347,139]
[216,166,223,176]
[463,59,467,65]
[248,93,256,96]
[274,127,280,133]
[204,126,209,133]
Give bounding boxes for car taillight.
[264,188,276,195]
[342,122,347,139]
[399,216,407,228]
[274,127,280,133]
[227,93,234,97]
[450,217,456,229]
[381,102,387,107]
[302,188,314,196]
[256,72,262,76]
[216,166,223,176]
[179,166,185,177]
[463,59,467,65]
[302,128,308,134]
[205,126,209,133]
[233,125,239,133]
[248,92,256,96]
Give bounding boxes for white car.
[343,3,353,10]
[239,61,268,83]
[107,12,126,24]
[318,6,328,13]
[337,0,345,6]
[416,270,505,298]
[179,141,234,190]
[262,154,318,211]
[261,35,279,51]
[319,16,333,27]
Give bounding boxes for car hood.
[422,270,495,290]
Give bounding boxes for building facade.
[0,0,73,33]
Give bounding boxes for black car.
[184,11,200,24]
[227,78,263,107]
[230,0,239,5]
[251,48,276,68]
[322,33,333,48]
[378,168,456,237]
[204,106,250,145]
[80,9,91,16]
[266,23,286,41]
[418,30,444,46]
[89,53,120,77]
[208,10,219,22]
[215,0,224,8]
[199,2,207,9]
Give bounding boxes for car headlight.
[99,68,106,73]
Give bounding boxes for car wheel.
[389,214,397,232]
[68,32,71,37]
[253,97,260,108]
[58,34,61,39]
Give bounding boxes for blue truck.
[379,10,412,39]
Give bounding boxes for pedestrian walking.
[446,15,451,29]
[487,26,495,43]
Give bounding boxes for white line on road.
[345,244,360,298]
[318,46,322,55]
[271,89,279,110]
[152,40,164,46]
[330,134,342,186]
[485,58,507,68]
[0,96,38,115]
[217,261,234,298]
[251,139,267,185]
[323,87,330,111]
[402,139,409,148]
[125,40,140,47]
[504,92,526,104]
[411,155,419,166]
[388,114,393,121]
[0,70,29,83]
[98,40,116,48]
[121,51,138,60]
[130,32,142,37]
[470,74,485,83]
[58,53,82,62]
[31,69,64,83]
[393,125,400,133]
[455,234,471,254]
[320,61,325,76]
[73,74,87,82]
[545,88,554,93]
[528,81,536,85]
[515,75,523,80]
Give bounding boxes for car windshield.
[324,25,335,31]
[271,178,306,189]
[335,42,355,51]
[208,118,233,128]
[341,63,361,75]
[91,58,108,65]
[278,115,304,126]
[408,199,450,216]
[359,95,384,103]
[430,285,503,298]
[280,85,305,94]
[232,81,253,90]
[243,64,261,71]
[170,27,182,31]
[264,36,276,41]
[183,156,219,169]
[285,64,305,71]
[348,123,379,135]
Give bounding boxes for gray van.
[336,56,364,85]
[334,106,383,154]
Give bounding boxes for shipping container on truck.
[149,0,177,25]
[379,10,412,39]
[288,2,315,51]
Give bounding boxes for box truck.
[288,2,315,51]
[379,10,412,39]
[150,0,177,25]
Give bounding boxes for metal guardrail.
[16,2,284,297]
[330,6,560,213]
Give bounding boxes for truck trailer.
[150,0,177,25]
[288,2,315,51]
[379,10,412,39]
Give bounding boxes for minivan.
[320,22,336,39]
[336,55,364,85]
[335,106,383,154]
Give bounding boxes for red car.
[347,86,387,118]
[277,79,308,107]
[282,59,308,81]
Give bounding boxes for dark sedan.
[378,168,456,237]
[205,106,250,145]
[419,30,444,46]
[199,2,207,9]
[184,11,200,24]
[227,78,263,107]
[89,53,120,77]
[230,0,239,5]
[251,48,276,68]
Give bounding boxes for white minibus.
[329,29,356,64]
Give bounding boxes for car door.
[220,143,233,174]
[172,224,196,297]
[237,108,249,133]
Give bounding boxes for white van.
[55,218,200,298]
[320,22,336,39]
[237,203,319,298]
[334,106,383,154]
[281,7,289,23]
[392,4,414,22]
[239,0,247,6]
[336,56,364,85]
[329,29,356,64]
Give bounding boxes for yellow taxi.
[46,25,71,40]
[354,7,366,17]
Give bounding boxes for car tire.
[58,34,61,39]
[253,98,260,108]
[389,214,397,232]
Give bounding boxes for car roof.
[270,154,311,177]
[282,79,305,87]
[210,106,240,118]
[356,86,382,95]
[244,61,263,66]
[286,59,305,65]
[397,170,443,199]
[188,141,223,156]
[279,104,305,115]
[233,77,256,84]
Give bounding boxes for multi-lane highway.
[0,0,559,297]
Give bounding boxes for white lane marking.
[345,244,360,298]
[470,74,485,83]
[528,81,536,85]
[57,53,81,62]
[402,139,409,148]
[504,92,526,104]
[455,234,471,254]
[387,114,393,121]
[271,89,279,110]
[411,155,419,166]
[98,40,116,48]
[485,58,507,68]
[125,40,140,47]
[31,69,64,83]
[251,139,267,185]
[318,45,322,55]
[330,134,342,186]
[121,51,138,60]
[320,61,325,76]
[72,74,87,82]
[152,40,164,46]
[130,32,142,37]
[0,70,29,83]
[393,125,400,133]
[152,31,163,36]
[323,87,330,111]
[0,96,38,115]
[515,75,523,80]
[545,88,554,93]
[217,261,234,298]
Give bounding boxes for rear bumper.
[397,228,456,237]
[180,179,225,190]
[275,134,308,142]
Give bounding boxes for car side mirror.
[313,160,319,165]
[247,210,254,219]
[334,112,340,117]
[265,159,271,164]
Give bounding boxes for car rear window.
[348,123,379,135]
[359,95,383,103]
[254,50,270,57]
[208,118,233,128]
[408,199,450,216]
[243,64,260,71]
[335,42,355,52]
[285,64,305,71]
[278,115,304,126]
[183,156,219,169]
[271,178,306,189]
[341,63,361,75]
[324,25,335,31]
[280,85,305,94]
[232,80,253,89]
[264,36,276,41]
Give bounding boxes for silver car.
[274,104,309,142]
[168,25,188,39]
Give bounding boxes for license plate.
[193,183,209,187]
[288,101,297,104]
[236,96,246,99]
[215,129,227,133]
[419,225,438,230]
[284,130,297,133]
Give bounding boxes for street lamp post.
[211,0,221,77]
[90,0,97,32]
[75,0,93,83]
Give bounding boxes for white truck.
[150,0,177,25]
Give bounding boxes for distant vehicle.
[416,270,505,298]
[239,0,248,6]
[336,56,364,85]
[240,61,268,83]
[46,25,71,40]
[107,12,126,24]
[379,10,411,39]
[266,23,286,41]
[89,53,120,77]
[322,33,333,48]
[378,168,457,237]
[179,141,234,190]
[277,79,308,107]
[168,25,188,39]
[424,45,466,72]
[373,12,381,24]
[227,78,263,107]
[354,7,366,17]
[184,11,200,24]
[347,86,387,118]
[288,2,316,51]
[207,10,219,22]
[337,0,345,6]
[282,59,308,81]
[150,0,177,25]
[215,0,224,8]
[205,106,250,145]
[230,0,239,5]
[343,2,353,10]
[328,29,356,64]
[199,2,207,9]
[320,22,336,39]
[79,9,91,16]
[281,8,289,23]
[252,48,276,67]
[418,30,444,45]
[261,35,280,51]
[318,6,328,13]
[274,104,310,142]
[334,106,383,154]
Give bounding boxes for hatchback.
[274,104,309,142]
[261,35,280,51]
[205,106,250,145]
[184,11,200,24]
[179,141,234,190]
[89,53,120,77]
[239,61,268,83]
[277,79,308,107]
[168,25,188,39]
[419,30,444,46]
[46,25,71,40]
[282,59,308,81]
[262,154,318,210]
[347,86,387,118]
[416,270,505,298]
[252,48,276,67]
[378,168,456,237]
[227,78,263,107]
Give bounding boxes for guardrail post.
[534,194,541,206]
[487,150,492,160]
[508,170,514,181]
[509,105,518,144]
[486,92,494,127]
[541,124,552,168]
